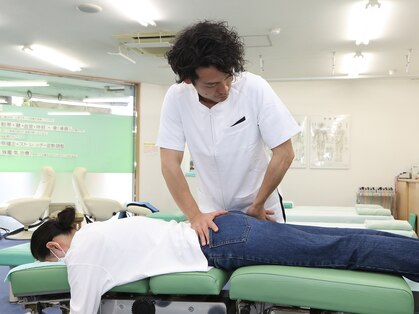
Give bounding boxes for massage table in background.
[284,204,395,224]
[284,204,419,237]
[288,219,417,238]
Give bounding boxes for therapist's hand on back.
[190,210,228,246]
[247,204,277,222]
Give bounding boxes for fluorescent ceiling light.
[357,0,381,45]
[0,80,49,87]
[110,0,160,27]
[48,111,91,116]
[22,45,83,72]
[347,0,389,45]
[344,52,368,77]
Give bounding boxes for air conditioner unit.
[113,32,176,57]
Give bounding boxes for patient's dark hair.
[166,20,246,83]
[30,206,76,261]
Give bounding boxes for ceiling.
[1,0,419,86]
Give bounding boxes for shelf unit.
[395,179,419,232]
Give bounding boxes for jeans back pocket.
[209,212,250,248]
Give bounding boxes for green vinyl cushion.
[0,243,35,266]
[10,264,70,296]
[146,211,187,222]
[9,264,227,297]
[9,263,149,296]
[150,268,229,295]
[229,265,414,314]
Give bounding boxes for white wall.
[138,83,176,211]
[272,78,419,206]
[138,78,419,210]
[138,83,198,211]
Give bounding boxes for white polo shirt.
[157,72,300,222]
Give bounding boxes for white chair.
[72,167,151,222]
[0,166,56,239]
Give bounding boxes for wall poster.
[290,115,308,168]
[309,115,350,169]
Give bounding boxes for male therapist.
[156,20,300,245]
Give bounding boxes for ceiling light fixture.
[366,0,381,11]
[349,51,365,77]
[355,0,382,45]
[110,0,159,27]
[76,3,103,14]
[22,45,83,72]
[0,80,49,87]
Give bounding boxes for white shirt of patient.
[65,217,208,314]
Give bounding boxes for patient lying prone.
[30,207,419,314]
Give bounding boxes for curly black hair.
[166,20,246,83]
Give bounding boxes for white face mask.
[50,247,66,262]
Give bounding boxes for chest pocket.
[218,118,258,151]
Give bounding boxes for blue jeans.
[200,211,419,282]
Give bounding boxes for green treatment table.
[1,242,415,314]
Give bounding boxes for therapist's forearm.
[163,168,201,220]
[161,148,227,245]
[160,150,201,220]
[253,139,295,209]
